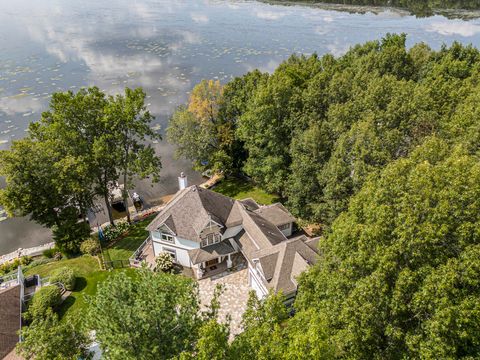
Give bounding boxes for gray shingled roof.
[241,209,286,247]
[146,186,318,295]
[239,198,260,211]
[0,285,21,360]
[254,237,319,295]
[253,203,296,226]
[147,186,234,243]
[259,253,278,281]
[188,240,235,265]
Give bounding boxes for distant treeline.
[272,0,480,17]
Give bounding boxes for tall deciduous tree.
[0,86,161,251]
[107,87,161,223]
[87,269,202,360]
[168,79,229,172]
[17,310,91,360]
[295,137,480,358]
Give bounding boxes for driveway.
[198,266,250,337]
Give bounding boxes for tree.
[38,87,118,226]
[87,269,202,360]
[168,79,234,172]
[230,291,289,360]
[0,132,94,253]
[167,75,269,174]
[107,87,161,223]
[17,310,91,360]
[0,86,162,252]
[237,54,321,195]
[295,137,480,359]
[178,320,230,360]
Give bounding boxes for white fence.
[0,242,55,265]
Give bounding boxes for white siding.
[150,231,200,268]
[248,264,268,299]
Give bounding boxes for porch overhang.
[188,241,235,265]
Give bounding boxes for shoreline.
[261,0,480,20]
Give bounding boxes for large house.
[145,175,319,303]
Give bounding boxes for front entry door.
[206,258,219,267]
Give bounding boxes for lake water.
[2,0,480,255]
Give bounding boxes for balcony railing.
[129,236,151,268]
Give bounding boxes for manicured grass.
[24,255,100,278]
[25,255,137,322]
[104,215,155,262]
[212,177,279,205]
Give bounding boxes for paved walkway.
[198,267,250,337]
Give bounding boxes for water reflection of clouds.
[0,95,44,116]
[426,20,480,37]
[254,10,288,21]
[190,13,209,24]
[19,3,200,116]
[327,41,351,57]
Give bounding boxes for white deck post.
[227,254,232,268]
[197,263,204,278]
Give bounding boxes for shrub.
[0,256,33,276]
[49,267,76,291]
[80,238,100,256]
[20,256,32,266]
[155,252,174,272]
[103,221,131,243]
[42,248,57,258]
[52,219,91,255]
[26,285,62,321]
[42,247,58,259]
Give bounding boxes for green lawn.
[103,215,155,262]
[26,255,137,321]
[212,177,279,205]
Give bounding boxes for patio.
[198,266,250,337]
[129,239,155,269]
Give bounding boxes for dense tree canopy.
[294,137,480,358]
[17,310,91,360]
[169,34,480,228]
[165,35,480,359]
[88,269,212,360]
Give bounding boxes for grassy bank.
[212,177,279,205]
[103,214,155,262]
[25,255,138,321]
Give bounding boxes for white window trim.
[161,233,174,243]
[201,233,222,248]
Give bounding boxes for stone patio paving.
[198,258,250,337]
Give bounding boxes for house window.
[278,223,290,231]
[207,234,214,245]
[201,233,222,247]
[161,233,174,243]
